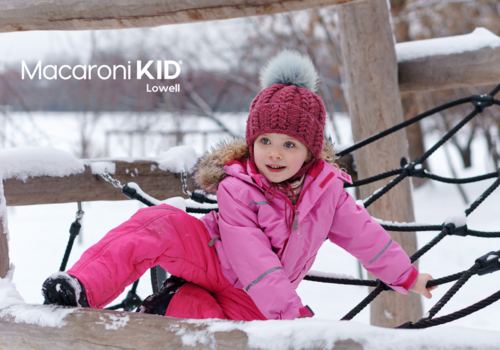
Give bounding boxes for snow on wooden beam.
[0,306,363,350]
[398,46,500,92]
[0,303,496,349]
[397,28,500,92]
[3,160,190,207]
[0,0,361,33]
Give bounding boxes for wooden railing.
[3,160,190,206]
[0,0,361,32]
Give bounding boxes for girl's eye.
[261,138,270,145]
[284,142,295,148]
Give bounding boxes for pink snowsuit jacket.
[194,138,417,319]
[69,138,417,320]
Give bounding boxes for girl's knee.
[165,283,226,319]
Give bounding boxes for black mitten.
[42,272,90,307]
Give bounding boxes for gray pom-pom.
[259,49,319,92]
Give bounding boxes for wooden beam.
[0,0,362,33]
[3,0,498,92]
[3,161,192,207]
[0,306,362,349]
[0,210,8,279]
[398,45,500,92]
[0,176,8,278]
[338,0,422,328]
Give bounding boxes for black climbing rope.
[397,250,500,329]
[344,167,499,188]
[59,202,84,272]
[315,85,500,327]
[339,163,500,322]
[105,279,142,311]
[336,97,473,158]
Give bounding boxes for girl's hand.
[409,273,438,299]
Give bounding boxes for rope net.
[96,84,500,329]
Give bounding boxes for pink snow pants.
[160,206,266,321]
[69,204,266,321]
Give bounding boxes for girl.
[42,50,436,321]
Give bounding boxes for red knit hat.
[246,50,326,178]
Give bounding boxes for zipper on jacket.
[293,209,299,231]
[252,164,326,263]
[261,184,297,230]
[261,178,316,233]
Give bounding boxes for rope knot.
[471,94,493,113]
[475,251,500,276]
[443,222,468,237]
[400,157,425,178]
[376,279,394,291]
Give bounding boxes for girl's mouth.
[266,165,286,173]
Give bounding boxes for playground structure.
[1,0,500,348]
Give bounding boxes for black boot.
[136,275,186,316]
[42,272,90,307]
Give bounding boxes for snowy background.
[1,109,499,335]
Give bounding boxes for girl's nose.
[269,149,282,159]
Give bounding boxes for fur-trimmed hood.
[192,138,338,195]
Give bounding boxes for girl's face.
[254,133,309,183]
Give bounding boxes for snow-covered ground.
[0,111,248,158]
[1,110,500,342]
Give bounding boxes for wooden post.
[338,0,422,327]
[0,184,9,279]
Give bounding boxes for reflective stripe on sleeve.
[245,267,283,291]
[249,201,270,206]
[369,239,393,263]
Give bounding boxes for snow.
[0,266,23,310]
[184,198,219,210]
[167,318,500,350]
[307,270,357,280]
[0,265,75,328]
[88,161,116,175]
[373,218,435,228]
[157,145,198,173]
[0,146,84,181]
[126,182,163,206]
[169,323,215,347]
[96,313,130,330]
[396,27,500,63]
[355,199,365,208]
[444,211,467,227]
[162,197,187,212]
